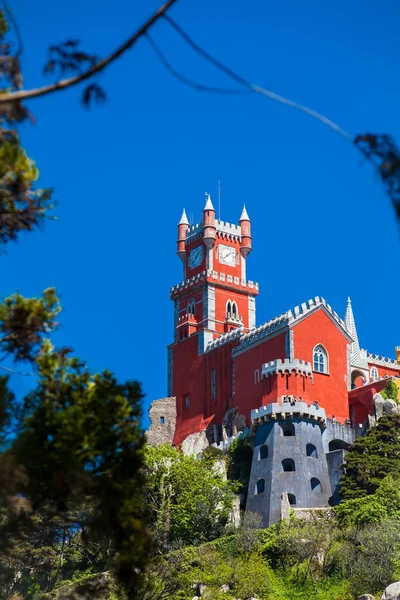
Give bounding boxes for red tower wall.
[292,309,350,422]
[367,362,400,379]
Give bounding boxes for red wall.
[367,362,400,379]
[292,309,350,422]
[233,332,287,423]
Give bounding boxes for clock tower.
[168,194,259,431]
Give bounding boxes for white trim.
[313,344,329,374]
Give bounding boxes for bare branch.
[2,0,23,58]
[0,0,178,105]
[145,32,250,96]
[163,15,353,142]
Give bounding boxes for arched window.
[254,369,260,384]
[370,366,379,381]
[259,445,268,460]
[313,345,328,374]
[306,443,318,458]
[226,301,231,318]
[311,477,322,492]
[282,458,295,472]
[232,302,237,317]
[280,422,295,437]
[288,493,296,505]
[187,300,195,317]
[255,478,265,495]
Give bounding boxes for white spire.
[239,204,250,221]
[204,192,214,211]
[178,208,189,225]
[345,297,368,369]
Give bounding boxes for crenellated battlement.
[205,326,244,352]
[170,270,259,298]
[261,359,313,379]
[290,296,347,332]
[361,348,400,367]
[251,401,327,428]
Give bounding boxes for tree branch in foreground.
[0,0,178,105]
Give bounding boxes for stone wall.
[146,396,177,446]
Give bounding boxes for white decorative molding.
[261,358,313,379]
[361,348,400,368]
[251,401,326,426]
[170,271,259,297]
[248,296,256,330]
[205,326,244,353]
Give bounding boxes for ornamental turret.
[202,193,216,249]
[239,204,252,258]
[177,209,189,263]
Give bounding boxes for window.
[184,396,191,409]
[311,477,322,492]
[232,302,237,317]
[280,422,295,437]
[313,345,328,373]
[211,368,217,399]
[226,301,231,318]
[306,443,318,458]
[288,493,296,506]
[254,369,260,384]
[370,366,379,381]
[255,478,265,495]
[159,416,165,424]
[259,445,268,460]
[187,300,195,317]
[282,458,295,472]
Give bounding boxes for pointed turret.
[177,208,189,263]
[179,208,189,225]
[345,297,368,369]
[239,203,252,258]
[203,192,216,249]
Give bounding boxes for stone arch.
[351,369,367,389]
[255,478,265,495]
[311,477,322,492]
[280,422,295,437]
[328,439,350,452]
[287,493,296,505]
[306,443,318,458]
[282,458,295,472]
[259,445,268,460]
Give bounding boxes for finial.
[178,209,189,225]
[347,296,351,304]
[239,204,250,221]
[204,192,214,211]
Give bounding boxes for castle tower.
[344,297,369,388]
[168,195,259,433]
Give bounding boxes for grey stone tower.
[246,401,354,527]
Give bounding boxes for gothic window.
[282,458,295,472]
[226,301,232,318]
[187,300,195,317]
[255,478,265,495]
[159,416,165,424]
[232,302,237,317]
[288,493,296,505]
[311,477,322,492]
[254,369,260,384]
[280,422,295,437]
[370,366,379,381]
[259,445,268,460]
[211,368,217,399]
[306,443,318,458]
[313,345,328,374]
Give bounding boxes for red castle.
[149,194,400,448]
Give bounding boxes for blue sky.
[3,0,400,426]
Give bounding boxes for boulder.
[374,393,398,421]
[382,581,400,599]
[181,430,210,456]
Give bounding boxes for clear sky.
[4,0,400,426]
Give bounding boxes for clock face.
[219,244,236,267]
[189,245,203,269]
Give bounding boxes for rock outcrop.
[382,581,400,599]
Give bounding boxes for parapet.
[251,401,327,429]
[361,348,400,367]
[170,270,259,298]
[205,326,243,352]
[261,358,313,379]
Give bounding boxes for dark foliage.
[340,414,400,500]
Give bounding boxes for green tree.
[339,414,400,500]
[381,379,399,403]
[144,444,238,552]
